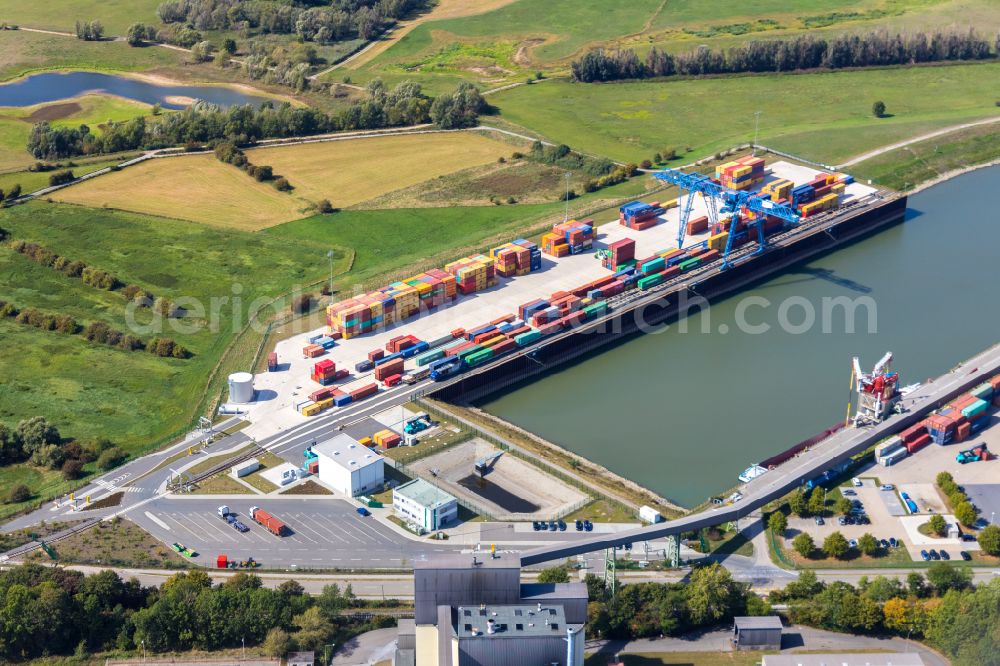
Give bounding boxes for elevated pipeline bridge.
[522,343,1000,566]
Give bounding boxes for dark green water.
[483,166,1000,508]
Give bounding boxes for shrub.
[96,447,127,471]
[6,484,31,503]
[927,514,947,536]
[935,471,954,487]
[317,199,334,214]
[954,501,978,527]
[252,165,273,181]
[81,267,118,290]
[822,531,849,559]
[792,532,814,558]
[291,293,312,314]
[978,524,1000,555]
[767,511,787,534]
[640,159,652,169]
[274,177,292,191]
[6,184,20,199]
[62,458,85,480]
[48,169,75,186]
[872,100,886,118]
[511,151,524,159]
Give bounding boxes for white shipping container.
[232,458,260,478]
[875,435,904,458]
[639,505,662,524]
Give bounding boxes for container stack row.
[716,156,765,190]
[904,375,1000,446]
[790,172,850,217]
[491,239,541,277]
[327,270,456,340]
[312,359,348,386]
[602,238,636,271]
[619,201,664,231]
[542,219,594,257]
[374,429,402,449]
[445,254,497,295]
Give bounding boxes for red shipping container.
[385,335,407,353]
[446,341,475,357]
[303,344,325,358]
[490,313,515,326]
[925,415,954,433]
[308,460,319,474]
[383,374,402,387]
[661,265,682,280]
[314,359,335,373]
[451,328,466,339]
[350,383,379,400]
[379,433,402,449]
[700,249,720,263]
[505,326,531,339]
[374,359,404,381]
[538,322,562,336]
[905,433,931,454]
[491,339,517,355]
[955,422,971,442]
[368,349,384,362]
[899,423,926,444]
[686,216,709,235]
[549,290,571,301]
[989,375,1000,391]
[309,388,335,402]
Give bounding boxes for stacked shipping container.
[619,202,664,230]
[716,156,765,190]
[490,239,541,277]
[542,219,594,257]
[445,255,497,295]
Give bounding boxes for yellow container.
[317,398,334,410]
[662,198,679,210]
[359,436,373,447]
[302,403,321,416]
[707,232,729,250]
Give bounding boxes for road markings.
[144,511,170,531]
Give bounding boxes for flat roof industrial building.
[312,434,384,497]
[393,478,458,531]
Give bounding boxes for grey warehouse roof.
[734,616,783,630]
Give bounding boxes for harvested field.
[407,438,588,520]
[25,101,82,121]
[53,155,311,229]
[246,132,513,208]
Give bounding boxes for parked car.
[889,537,898,548]
[852,499,863,507]
[841,489,856,496]
[849,539,859,548]
[961,533,977,542]
[856,515,870,524]
[583,520,593,532]
[940,550,950,560]
[356,507,371,517]
[880,539,889,549]
[901,491,910,500]
[838,516,847,526]
[852,477,862,487]
[558,520,567,531]
[814,516,825,525]
[960,551,971,561]
[920,550,930,561]
[575,520,584,531]
[548,521,558,531]
[879,484,895,491]
[929,549,940,560]
[532,521,541,531]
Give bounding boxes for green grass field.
[0,29,183,82]
[490,62,1000,165]
[0,202,338,454]
[0,94,154,171]
[0,0,162,34]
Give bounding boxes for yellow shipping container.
[359,436,373,447]
[707,232,729,251]
[301,403,322,416]
[662,198,679,210]
[317,398,334,410]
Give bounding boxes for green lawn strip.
[850,122,1000,190]
[564,498,637,524]
[0,154,142,194]
[193,474,255,495]
[0,0,162,35]
[240,451,285,494]
[489,62,1000,164]
[0,29,183,82]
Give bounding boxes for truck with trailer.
[217,505,249,532]
[402,367,431,384]
[249,506,287,536]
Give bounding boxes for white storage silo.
[228,372,255,404]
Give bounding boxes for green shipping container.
[971,383,994,401]
[678,258,700,271]
[583,302,608,318]
[638,274,663,290]
[961,399,988,418]
[465,349,494,366]
[457,345,484,360]
[515,330,542,346]
[416,349,445,366]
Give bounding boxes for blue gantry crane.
[653,167,800,269]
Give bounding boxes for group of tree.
[772,569,997,665]
[428,82,487,129]
[74,19,103,41]
[0,565,393,661]
[571,28,997,82]
[10,240,123,290]
[214,142,290,191]
[586,563,766,639]
[125,22,159,46]
[936,471,980,527]
[787,486,830,518]
[155,0,427,47]
[0,417,125,484]
[0,299,188,359]
[26,79,474,160]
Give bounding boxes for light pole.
[563,172,571,222]
[241,636,245,662]
[752,110,762,156]
[141,639,146,663]
[325,642,337,666]
[327,250,334,296]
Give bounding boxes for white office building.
[393,478,458,531]
[313,434,384,496]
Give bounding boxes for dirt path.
[15,26,75,37]
[837,116,1000,168]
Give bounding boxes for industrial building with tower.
[394,554,587,666]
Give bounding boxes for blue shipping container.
[333,394,352,407]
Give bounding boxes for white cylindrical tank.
[228,372,255,404]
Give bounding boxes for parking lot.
[132,496,457,569]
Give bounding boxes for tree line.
[0,565,393,661]
[0,417,126,489]
[156,0,426,46]
[571,29,997,82]
[215,142,291,192]
[26,80,484,160]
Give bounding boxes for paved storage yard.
[241,162,878,440]
[406,439,588,520]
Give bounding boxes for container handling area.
[240,161,878,439]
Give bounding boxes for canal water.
[483,166,1000,508]
[0,72,270,109]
